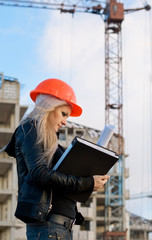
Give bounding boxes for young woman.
[5,78,109,240]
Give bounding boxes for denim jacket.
[5,119,94,223]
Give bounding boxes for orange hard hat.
[30,78,82,117]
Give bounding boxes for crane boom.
[0,0,150,14]
[0,0,106,14]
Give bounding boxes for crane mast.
[104,0,125,235]
[103,2,150,238]
[0,0,151,239]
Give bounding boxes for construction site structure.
[0,73,27,240]
[0,1,151,239]
[0,1,150,238]
[104,1,150,235]
[104,1,125,234]
[0,74,152,240]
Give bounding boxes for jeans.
[26,221,73,240]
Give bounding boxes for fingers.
[93,175,110,191]
[102,179,108,185]
[100,175,110,180]
[93,174,110,178]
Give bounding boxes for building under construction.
[0,74,152,240]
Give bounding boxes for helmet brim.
[30,90,82,117]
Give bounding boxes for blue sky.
[0,0,152,220]
[0,6,49,81]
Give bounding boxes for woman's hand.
[93,175,110,191]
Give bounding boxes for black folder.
[53,137,118,202]
[53,136,118,177]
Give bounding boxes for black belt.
[48,214,76,230]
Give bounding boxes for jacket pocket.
[15,201,50,223]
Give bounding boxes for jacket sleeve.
[15,122,94,194]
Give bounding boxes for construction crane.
[130,192,152,200]
[0,0,151,239]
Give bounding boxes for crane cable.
[69,15,74,85]
[140,8,152,219]
[142,8,152,219]
[122,17,130,210]
[145,8,152,220]
[140,10,145,218]
[58,13,74,85]
[140,0,152,199]
[126,7,152,219]
[148,8,152,219]
[59,13,63,78]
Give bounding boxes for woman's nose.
[62,118,67,126]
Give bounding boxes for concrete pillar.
[125,212,130,240]
[15,103,20,127]
[144,230,148,240]
[12,161,17,220]
[93,196,97,240]
[10,227,15,240]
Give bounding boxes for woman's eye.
[62,112,67,117]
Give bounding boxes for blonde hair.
[21,94,71,167]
